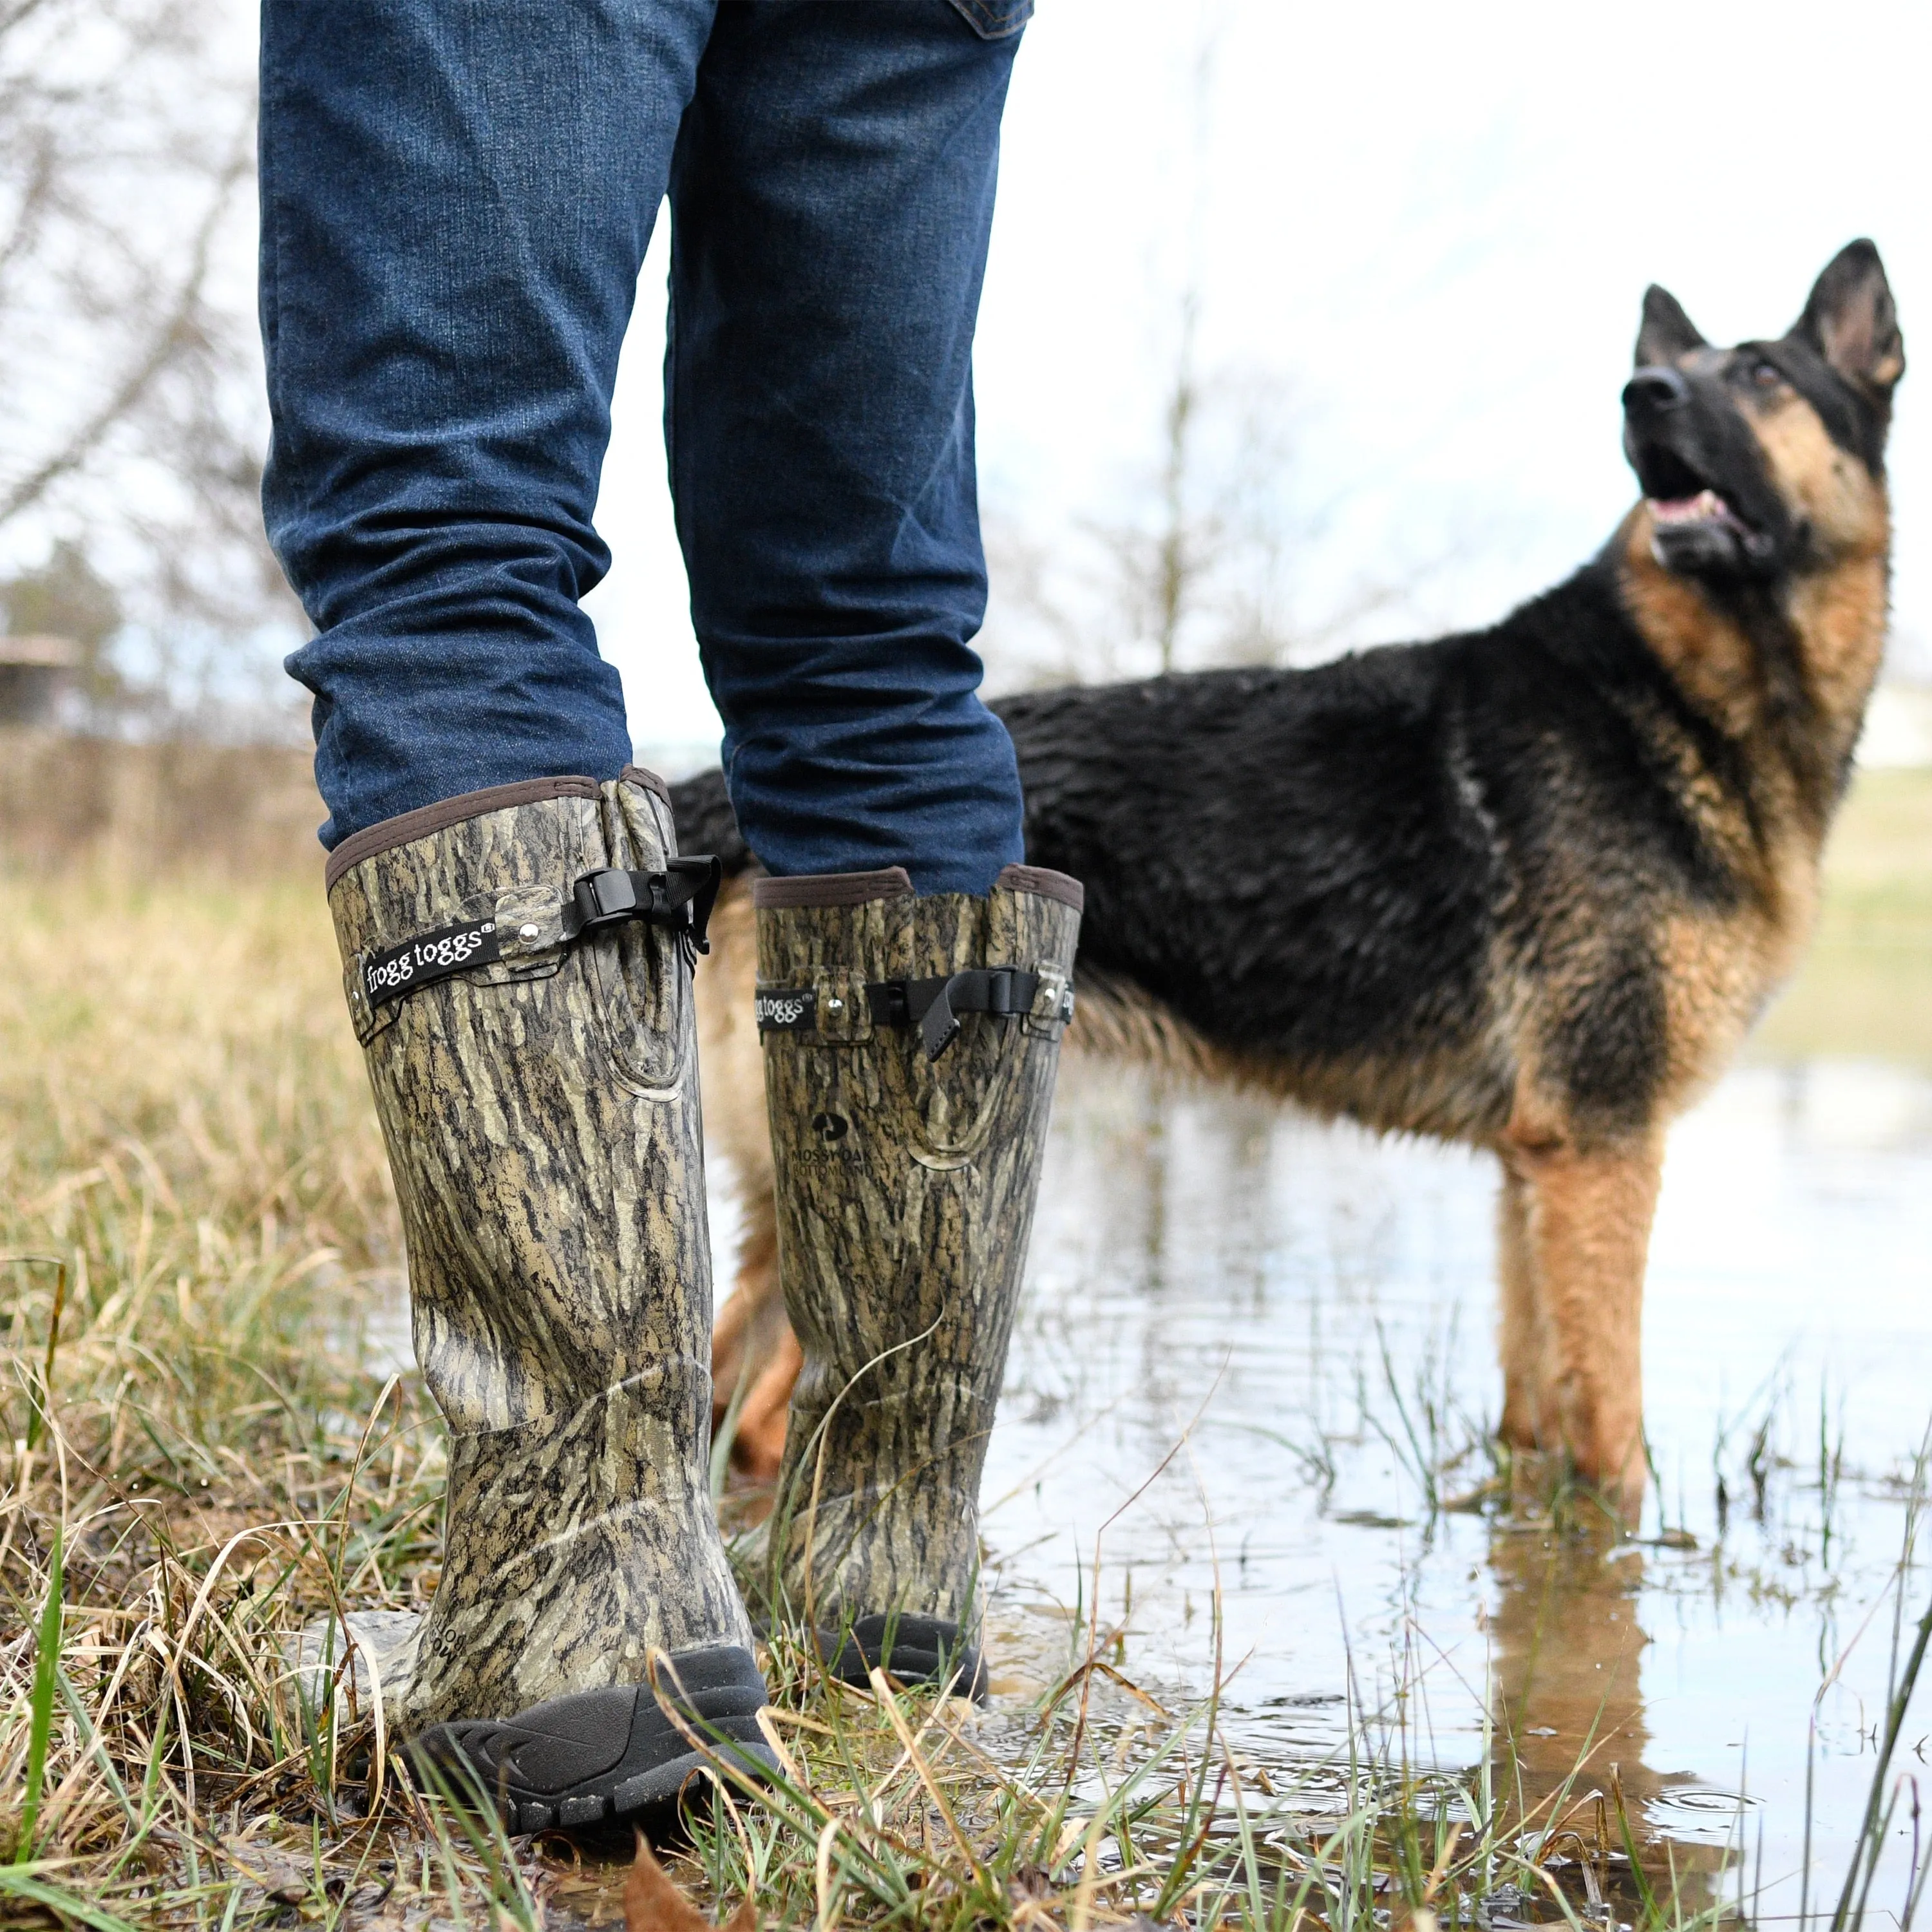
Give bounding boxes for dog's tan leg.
[708,1211,774,1417]
[696,878,798,1468]
[1502,1126,1663,1517]
[731,1324,802,1483]
[1495,1164,1545,1454]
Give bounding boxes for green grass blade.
[0,1868,142,1932]
[14,1519,64,1866]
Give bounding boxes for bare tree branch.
[0,0,290,732]
[0,129,247,527]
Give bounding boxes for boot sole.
[818,1613,987,1701]
[406,1643,775,1833]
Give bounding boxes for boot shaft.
[754,863,1081,1627]
[328,770,710,1432]
[325,771,753,1729]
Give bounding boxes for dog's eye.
[1750,358,1782,390]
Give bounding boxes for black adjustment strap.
[563,856,722,961]
[363,855,722,1016]
[871,968,1041,1059]
[755,967,1056,1059]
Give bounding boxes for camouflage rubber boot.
[753,864,1081,1697]
[324,770,772,1831]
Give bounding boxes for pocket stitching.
[945,0,1033,40]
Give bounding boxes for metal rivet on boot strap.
[518,923,541,943]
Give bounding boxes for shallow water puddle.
[969,1055,1932,1918]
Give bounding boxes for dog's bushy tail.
[668,768,757,876]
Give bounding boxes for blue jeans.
[260,0,1028,895]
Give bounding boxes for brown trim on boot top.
[752,868,914,909]
[618,764,671,804]
[996,865,1084,911]
[324,777,601,891]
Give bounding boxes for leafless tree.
[977,3,1494,697]
[0,0,293,732]
[981,307,1477,695]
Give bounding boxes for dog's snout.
[1623,365,1690,417]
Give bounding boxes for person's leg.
[665,0,1029,895]
[752,864,1081,1696]
[325,775,776,1827]
[263,0,782,1829]
[664,1,1077,1694]
[259,0,713,848]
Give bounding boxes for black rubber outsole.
[406,1643,776,1835]
[817,1612,987,1701]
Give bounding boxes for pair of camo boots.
[304,772,1080,1832]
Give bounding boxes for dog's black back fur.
[996,559,1747,1126]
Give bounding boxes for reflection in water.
[965,1054,1932,1920]
[1484,1524,1740,1906]
[1488,1526,1653,1808]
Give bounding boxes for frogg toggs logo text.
[363,918,502,1010]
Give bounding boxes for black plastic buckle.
[864,967,1041,1059]
[572,867,645,932]
[564,857,722,958]
[980,968,1024,1016]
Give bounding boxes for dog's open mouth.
[1650,486,1745,531]
[1632,445,1751,536]
[1625,432,1783,577]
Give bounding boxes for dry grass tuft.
[0,868,457,1922]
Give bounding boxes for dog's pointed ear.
[1792,238,1905,401]
[1635,285,1706,367]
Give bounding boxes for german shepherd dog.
[676,242,1904,1518]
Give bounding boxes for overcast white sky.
[585,0,1931,755]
